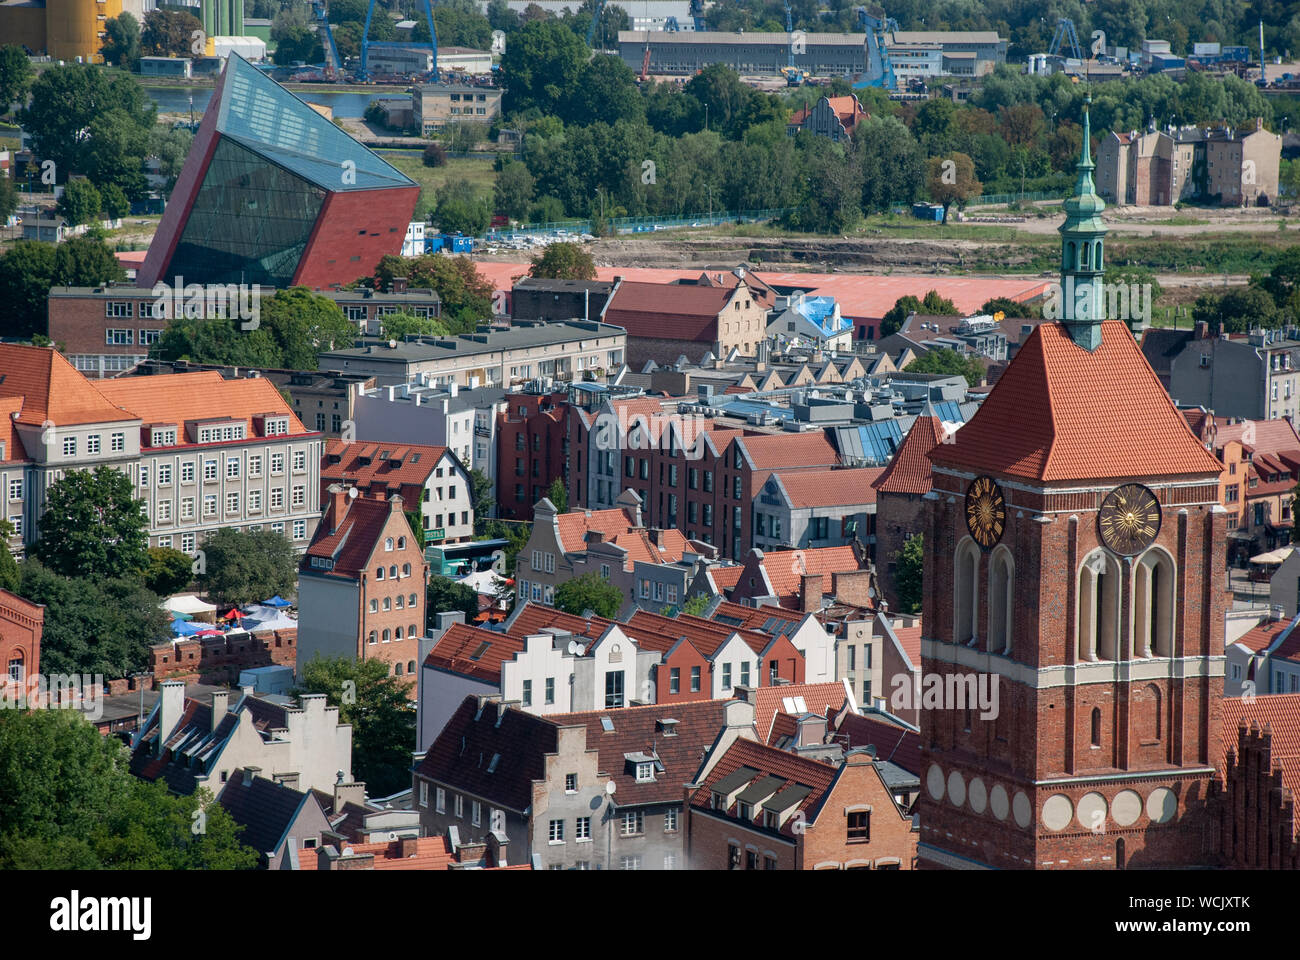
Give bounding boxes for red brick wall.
[798,757,917,869]
[151,628,297,683]
[1215,722,1300,869]
[496,393,569,521]
[0,589,42,695]
[656,643,712,703]
[48,294,168,362]
[357,509,429,682]
[874,491,925,611]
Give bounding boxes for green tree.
[141,8,205,56]
[921,290,959,315]
[529,241,596,280]
[546,476,568,513]
[100,182,130,220]
[56,179,102,227]
[493,160,535,221]
[0,519,18,593]
[35,466,148,579]
[679,592,710,617]
[893,533,923,616]
[0,173,16,224]
[147,125,194,197]
[427,575,479,623]
[926,152,981,223]
[405,509,426,549]
[199,528,298,607]
[0,46,34,115]
[373,253,493,332]
[142,546,194,596]
[905,348,986,387]
[259,286,358,368]
[1191,288,1279,334]
[979,296,1036,319]
[17,559,170,677]
[433,178,491,236]
[380,310,449,340]
[468,467,495,532]
[880,295,921,338]
[0,710,257,869]
[566,54,644,127]
[0,242,56,340]
[440,120,486,154]
[295,656,417,797]
[102,12,143,67]
[554,571,624,618]
[423,141,447,167]
[857,115,924,213]
[152,315,283,367]
[499,19,587,116]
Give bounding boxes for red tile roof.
[97,371,309,439]
[790,95,866,131]
[425,622,525,683]
[709,601,804,633]
[931,320,1224,483]
[604,281,736,342]
[690,737,837,838]
[604,527,692,568]
[1233,619,1292,654]
[0,344,133,427]
[737,431,840,471]
[755,546,862,600]
[303,495,396,579]
[321,439,451,495]
[754,681,853,744]
[1221,694,1300,800]
[834,712,921,774]
[0,398,29,463]
[891,622,922,665]
[1216,419,1300,458]
[346,835,458,870]
[554,506,640,554]
[873,414,945,494]
[771,466,883,508]
[704,565,744,594]
[624,608,774,657]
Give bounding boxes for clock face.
[965,475,1006,550]
[1098,483,1162,556]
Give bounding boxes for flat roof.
[322,321,624,363]
[618,30,867,45]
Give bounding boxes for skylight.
[470,642,491,661]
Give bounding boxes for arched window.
[1095,240,1103,271]
[402,563,412,577]
[382,628,391,642]
[953,539,980,645]
[1090,707,1101,746]
[395,594,404,609]
[395,662,404,676]
[6,650,23,683]
[389,565,398,579]
[382,597,391,611]
[1078,551,1120,661]
[1135,683,1162,742]
[367,631,377,645]
[988,547,1014,655]
[397,536,406,550]
[375,567,385,580]
[1134,549,1175,658]
[395,626,404,640]
[409,593,418,606]
[1066,241,1076,271]
[409,625,418,639]
[408,660,416,673]
[385,537,394,551]
[1081,241,1091,270]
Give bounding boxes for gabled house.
[219,767,334,870]
[297,485,430,683]
[686,738,917,870]
[786,94,868,141]
[726,545,865,611]
[754,467,882,555]
[129,681,354,796]
[768,293,853,351]
[601,278,770,369]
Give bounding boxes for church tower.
[915,103,1228,870]
[1058,96,1108,350]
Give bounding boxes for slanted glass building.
[140,55,419,292]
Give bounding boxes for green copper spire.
[1056,93,1108,351]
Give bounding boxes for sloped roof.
[0,344,134,427]
[321,439,450,493]
[604,281,734,341]
[737,431,840,471]
[624,608,773,657]
[872,413,944,495]
[219,768,316,855]
[755,545,861,599]
[344,835,458,869]
[834,712,921,775]
[414,697,558,812]
[303,495,394,579]
[690,737,837,838]
[425,622,525,683]
[773,466,882,508]
[931,320,1223,483]
[0,398,29,462]
[505,602,611,644]
[1217,419,1300,458]
[554,506,639,554]
[96,371,309,438]
[1221,694,1300,801]
[1233,618,1293,654]
[891,621,922,665]
[753,681,852,745]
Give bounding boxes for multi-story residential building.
[509,278,615,324]
[413,694,749,870]
[0,345,324,555]
[601,278,770,368]
[785,95,867,142]
[411,83,503,135]
[0,588,42,696]
[124,361,373,440]
[496,390,570,520]
[48,283,442,377]
[1167,328,1300,422]
[767,293,853,350]
[318,321,627,389]
[716,545,866,611]
[686,738,917,869]
[297,485,430,683]
[514,493,645,606]
[349,379,508,477]
[752,466,881,554]
[321,439,473,546]
[130,682,355,796]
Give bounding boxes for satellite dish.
[567,640,580,655]
[347,487,358,499]
[605,780,617,796]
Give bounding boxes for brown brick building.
[0,588,42,695]
[496,390,570,520]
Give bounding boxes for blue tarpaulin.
[262,595,292,607]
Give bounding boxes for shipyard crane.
[1047,17,1084,60]
[780,0,807,84]
[357,0,438,82]
[310,0,345,79]
[852,5,898,90]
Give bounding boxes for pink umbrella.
[195,629,223,637]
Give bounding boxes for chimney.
[391,276,408,294]
[398,836,422,859]
[450,382,459,398]
[333,780,366,810]
[800,573,821,613]
[210,689,229,731]
[159,679,185,739]
[1194,319,1210,340]
[242,765,262,784]
[327,483,349,534]
[730,685,758,705]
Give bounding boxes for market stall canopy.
[162,595,217,616]
[1250,548,1294,565]
[262,595,293,608]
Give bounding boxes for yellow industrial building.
[0,0,126,64]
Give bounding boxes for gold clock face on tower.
[965,475,1006,550]
[1098,483,1162,556]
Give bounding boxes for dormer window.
[151,427,177,447]
[263,417,290,437]
[636,762,654,783]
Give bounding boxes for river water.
[146,85,406,119]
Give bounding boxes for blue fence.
[965,190,1065,207]
[487,207,795,239]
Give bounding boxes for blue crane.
[852,5,898,90]
[358,0,439,82]
[1048,17,1083,60]
[311,0,344,80]
[587,0,606,48]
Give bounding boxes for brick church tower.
[916,100,1229,869]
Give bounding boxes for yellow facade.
[0,0,125,64]
[0,3,49,56]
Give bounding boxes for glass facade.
[167,137,326,288]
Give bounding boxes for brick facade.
[150,629,298,683]
[0,588,42,695]
[497,391,570,521]
[874,490,925,611]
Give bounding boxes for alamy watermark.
[1041,276,1152,326]
[152,276,261,331]
[0,673,104,722]
[592,408,709,459]
[890,670,1000,721]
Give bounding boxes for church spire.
[1057,94,1108,351]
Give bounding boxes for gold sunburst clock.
[965,475,1006,550]
[1098,483,1162,557]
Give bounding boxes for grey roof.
[219,768,314,855]
[762,783,813,812]
[328,288,441,304]
[711,765,761,795]
[876,759,921,791]
[320,321,624,363]
[513,277,615,294]
[735,774,785,806]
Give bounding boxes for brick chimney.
[159,679,185,739]
[398,836,423,859]
[327,483,350,535]
[333,780,366,811]
[391,276,409,294]
[800,573,821,613]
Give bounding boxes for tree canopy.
[35,466,149,580]
[198,528,299,608]
[529,241,596,280]
[554,571,624,618]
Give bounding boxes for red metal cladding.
[292,185,420,290]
